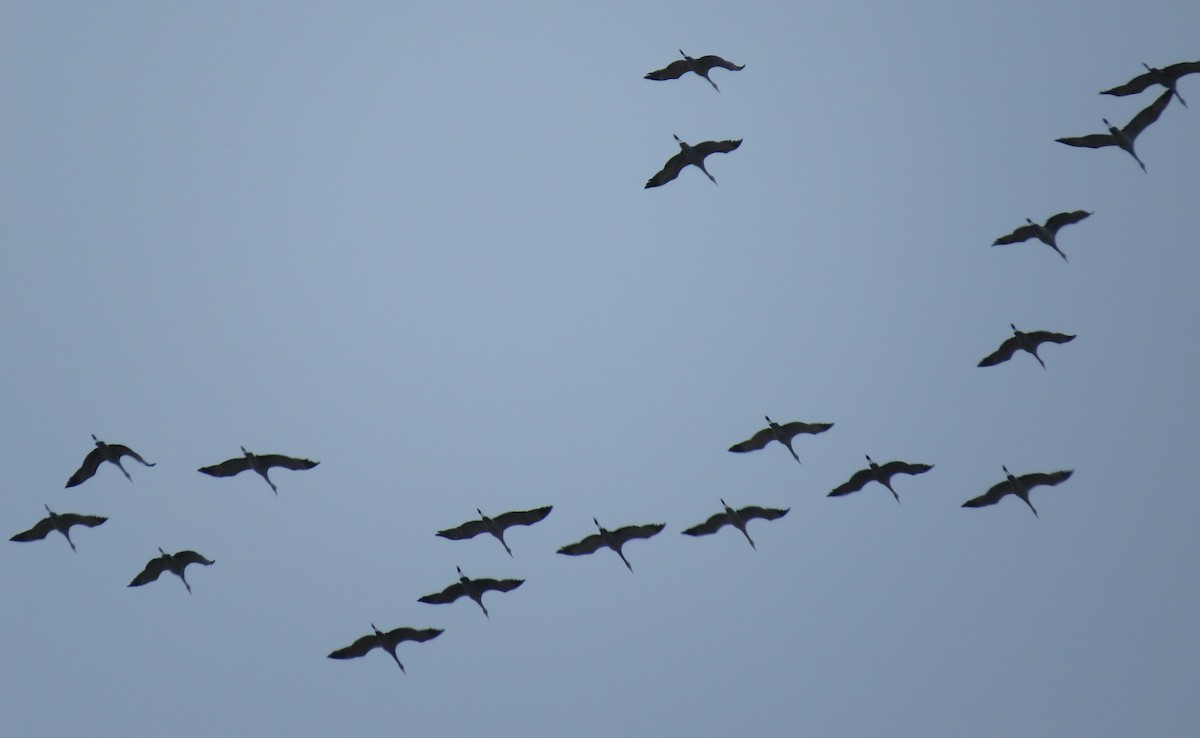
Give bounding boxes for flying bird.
[991,210,1091,262]
[645,135,742,188]
[10,505,107,553]
[644,50,744,92]
[417,566,523,618]
[1101,60,1200,108]
[557,518,665,572]
[328,625,442,673]
[128,548,215,594]
[1056,89,1172,172]
[680,499,788,549]
[962,467,1074,517]
[435,505,553,557]
[828,456,934,503]
[978,324,1075,370]
[66,434,155,487]
[728,416,834,464]
[198,446,318,494]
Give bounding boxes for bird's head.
[158,547,167,556]
[456,565,466,577]
[91,433,101,443]
[476,508,485,518]
[43,503,54,515]
[1010,323,1019,332]
[865,454,875,464]
[593,517,603,530]
[240,446,251,456]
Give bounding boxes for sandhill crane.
[417,566,523,618]
[645,135,742,188]
[681,499,788,549]
[66,434,155,487]
[962,467,1073,517]
[435,505,553,556]
[198,446,318,494]
[557,518,665,572]
[1102,60,1200,108]
[991,210,1091,262]
[10,505,107,552]
[1057,89,1173,172]
[644,50,744,92]
[828,456,934,503]
[978,324,1075,370]
[328,625,442,673]
[128,548,215,594]
[728,416,834,464]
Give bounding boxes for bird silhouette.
[1057,89,1172,172]
[681,499,788,549]
[978,324,1075,370]
[828,456,934,503]
[66,434,155,487]
[557,518,665,571]
[645,135,742,188]
[728,416,834,464]
[962,467,1073,517]
[991,210,1091,262]
[436,506,553,556]
[10,505,107,552]
[198,447,318,494]
[328,625,442,673]
[128,548,215,594]
[418,566,523,618]
[1101,60,1200,108]
[644,50,744,92]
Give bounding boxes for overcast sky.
[4,2,1200,736]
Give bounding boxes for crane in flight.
[198,447,318,494]
[645,135,742,188]
[978,324,1075,370]
[328,625,442,673]
[1057,89,1172,172]
[418,566,523,618]
[128,548,215,594]
[681,499,788,549]
[435,505,553,557]
[962,467,1074,517]
[1101,60,1200,108]
[991,210,1091,262]
[557,518,665,571]
[728,416,834,464]
[10,505,107,552]
[644,50,744,92]
[66,434,155,487]
[828,456,934,503]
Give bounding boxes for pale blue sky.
[3,2,1200,736]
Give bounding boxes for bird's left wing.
[198,457,252,477]
[681,512,730,537]
[418,582,466,605]
[1055,134,1114,149]
[557,533,606,556]
[1018,470,1073,490]
[645,152,689,188]
[1044,210,1091,233]
[494,506,553,529]
[695,55,744,72]
[259,454,319,471]
[737,506,789,522]
[1123,89,1172,137]
[692,139,742,157]
[644,59,691,81]
[828,468,875,497]
[435,519,489,540]
[977,337,1021,367]
[328,634,380,659]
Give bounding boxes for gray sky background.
[3,2,1199,736]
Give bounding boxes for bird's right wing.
[557,533,606,556]
[495,506,553,529]
[174,550,215,568]
[328,634,380,659]
[129,557,169,586]
[1044,210,1091,233]
[878,461,933,478]
[1124,89,1172,137]
[728,428,775,452]
[991,224,1038,246]
[961,480,1012,508]
[1055,134,1114,149]
[977,337,1021,367]
[737,506,789,522]
[474,578,524,594]
[645,152,689,188]
[386,627,444,644]
[681,512,730,537]
[1100,71,1157,97]
[644,59,691,80]
[1018,470,1073,489]
[198,457,252,477]
[692,139,742,157]
[259,454,319,471]
[613,523,665,542]
[435,519,488,540]
[66,448,105,488]
[59,513,108,530]
[1026,331,1075,346]
[111,445,155,467]
[10,517,56,542]
[695,55,744,72]
[828,468,875,497]
[418,582,466,604]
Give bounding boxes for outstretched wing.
[259,454,319,471]
[1044,210,1090,234]
[198,457,252,477]
[691,138,742,158]
[978,336,1022,367]
[328,634,381,660]
[695,55,744,72]
[992,224,1038,246]
[129,557,170,587]
[778,421,833,440]
[681,512,731,537]
[644,59,691,81]
[111,445,155,467]
[1123,89,1172,137]
[1056,134,1115,149]
[1161,60,1200,79]
[879,461,933,479]
[1018,469,1073,490]
[173,550,215,568]
[961,479,1014,509]
[59,513,108,530]
[494,506,553,529]
[729,427,775,452]
[418,582,467,605]
[613,523,665,543]
[645,151,689,188]
[474,578,524,594]
[737,506,789,522]
[1101,70,1159,97]
[66,448,105,488]
[557,533,606,556]
[1026,331,1075,347]
[435,519,489,540]
[384,627,443,645]
[829,467,876,496]
[10,517,57,542]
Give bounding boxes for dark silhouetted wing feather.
[729,428,776,452]
[1044,210,1091,233]
[736,506,789,522]
[173,550,215,568]
[695,55,744,72]
[494,506,552,529]
[829,468,877,496]
[435,519,488,540]
[473,578,524,594]
[1056,134,1115,149]
[129,557,170,587]
[328,634,381,659]
[978,337,1022,367]
[1017,470,1074,489]
[558,533,606,556]
[611,523,665,543]
[992,224,1038,246]
[198,457,252,477]
[645,152,689,188]
[681,512,731,537]
[66,448,105,488]
[692,138,742,157]
[418,582,467,605]
[1124,90,1172,137]
[259,454,319,471]
[644,59,691,81]
[878,461,933,478]
[11,518,57,542]
[386,627,442,644]
[1025,331,1075,346]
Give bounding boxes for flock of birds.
[13,52,1198,676]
